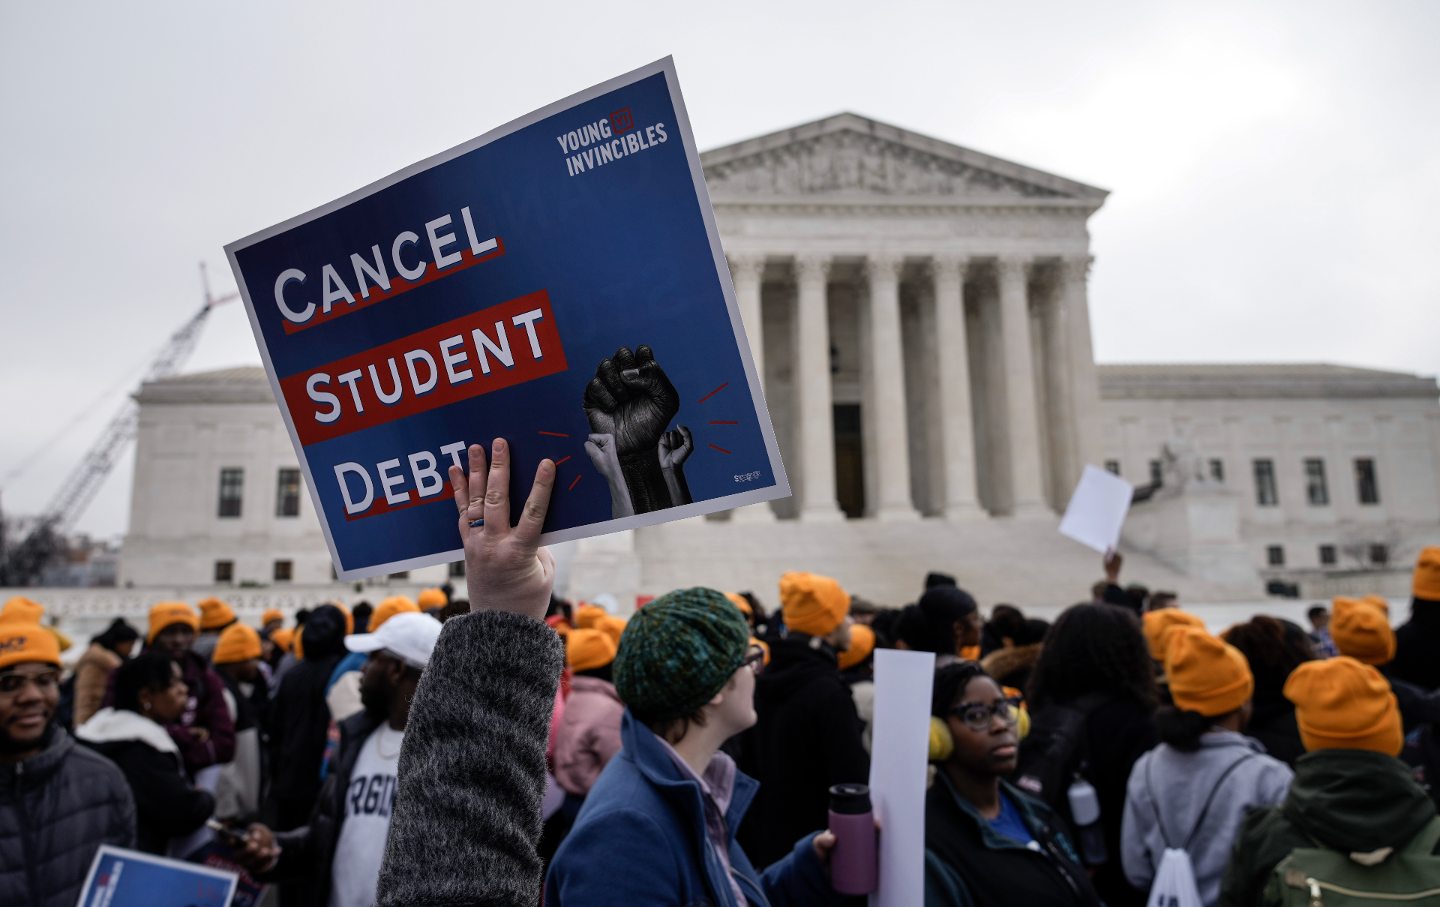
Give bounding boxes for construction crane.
[0,264,236,586]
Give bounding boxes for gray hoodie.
[1121,731,1292,907]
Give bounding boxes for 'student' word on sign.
[226,57,790,580]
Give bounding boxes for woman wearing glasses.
[924,661,1104,906]
[546,587,841,906]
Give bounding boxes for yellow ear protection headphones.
[928,687,1030,763]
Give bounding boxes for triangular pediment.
[701,113,1107,204]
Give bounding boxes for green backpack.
[1264,816,1440,905]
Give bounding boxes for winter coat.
[1219,748,1440,907]
[0,725,135,907]
[735,635,870,868]
[375,610,564,907]
[1391,600,1440,691]
[1121,731,1293,906]
[103,649,236,775]
[72,643,122,728]
[546,710,836,906]
[258,711,381,906]
[213,672,267,821]
[1029,693,1159,907]
[77,707,214,854]
[267,649,343,828]
[924,772,1102,907]
[552,674,624,797]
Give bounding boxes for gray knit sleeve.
[377,609,563,907]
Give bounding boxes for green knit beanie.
[614,587,751,721]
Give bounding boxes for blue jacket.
[545,710,835,906]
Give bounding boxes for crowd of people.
[1,439,1438,907]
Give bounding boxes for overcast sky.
[2,1,1437,540]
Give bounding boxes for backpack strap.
[1181,753,1256,852]
[1404,816,1440,856]
[1143,757,1176,850]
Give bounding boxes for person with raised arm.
[373,439,565,907]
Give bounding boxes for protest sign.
[1059,464,1136,554]
[868,648,936,907]
[226,57,789,579]
[77,845,238,907]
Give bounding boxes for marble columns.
[863,255,919,519]
[728,255,776,522]
[997,258,1049,515]
[929,256,984,518]
[794,255,843,521]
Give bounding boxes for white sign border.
[224,56,790,580]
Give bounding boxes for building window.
[218,468,244,518]
[1355,458,1380,505]
[1266,545,1285,567]
[389,571,410,580]
[214,560,234,583]
[276,468,302,517]
[1304,458,1329,506]
[1318,544,1337,566]
[273,560,293,582]
[1370,544,1389,566]
[1104,460,1121,476]
[1209,459,1225,483]
[449,561,466,579]
[1149,460,1163,486]
[1253,459,1278,507]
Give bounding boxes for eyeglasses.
[0,670,61,696]
[949,697,1021,732]
[741,645,766,675]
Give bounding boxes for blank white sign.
[868,649,936,907]
[1058,464,1136,554]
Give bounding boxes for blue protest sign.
[77,845,238,907]
[226,58,788,579]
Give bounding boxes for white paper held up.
[1058,464,1136,554]
[868,649,936,907]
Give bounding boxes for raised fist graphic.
[582,345,680,459]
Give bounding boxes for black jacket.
[1220,749,1440,907]
[262,711,381,906]
[925,773,1102,906]
[267,650,344,828]
[1391,600,1440,692]
[77,708,214,854]
[0,726,135,907]
[735,635,870,868]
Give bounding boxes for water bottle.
[828,783,878,895]
[1066,777,1108,866]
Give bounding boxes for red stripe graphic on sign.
[280,289,566,445]
[282,239,507,335]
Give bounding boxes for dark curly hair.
[1027,603,1157,709]
[931,660,995,718]
[114,652,180,714]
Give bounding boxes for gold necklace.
[374,726,402,760]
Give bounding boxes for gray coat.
[1121,731,1292,907]
[0,725,136,907]
[377,608,563,907]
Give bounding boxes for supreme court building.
[115,114,1440,609]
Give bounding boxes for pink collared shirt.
[657,740,749,906]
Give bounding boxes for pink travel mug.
[828,783,878,895]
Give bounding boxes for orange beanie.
[574,604,607,630]
[838,624,876,671]
[1331,598,1395,666]
[261,609,284,627]
[331,603,355,635]
[1285,656,1403,756]
[270,627,295,653]
[147,602,200,644]
[1361,595,1390,617]
[370,596,420,633]
[599,615,627,647]
[566,628,618,673]
[1165,628,1254,717]
[417,588,448,610]
[779,572,850,637]
[1413,547,1440,601]
[213,624,263,665]
[751,636,771,667]
[1142,609,1205,662]
[725,592,753,616]
[198,597,236,631]
[0,597,45,625]
[0,622,62,671]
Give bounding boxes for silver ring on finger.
[469,518,485,528]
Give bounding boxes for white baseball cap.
[344,612,442,671]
